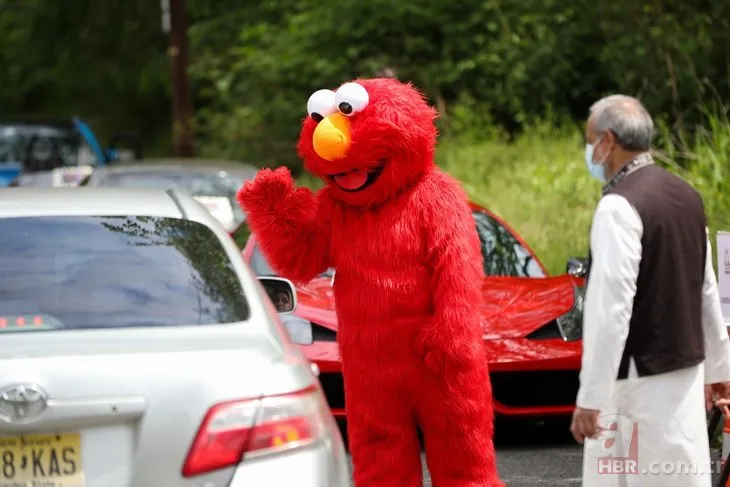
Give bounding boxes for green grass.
[296,112,730,275]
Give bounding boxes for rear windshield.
[0,216,250,331]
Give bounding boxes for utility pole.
[162,0,195,157]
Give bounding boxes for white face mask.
[584,136,608,183]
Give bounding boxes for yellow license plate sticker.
[0,433,84,487]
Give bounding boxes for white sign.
[194,196,236,231]
[51,166,94,187]
[716,231,730,320]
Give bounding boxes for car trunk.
[0,324,296,487]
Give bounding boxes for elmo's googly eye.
[335,83,369,116]
[307,89,337,122]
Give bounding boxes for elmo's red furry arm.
[237,167,332,285]
[418,171,486,370]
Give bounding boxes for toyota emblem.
[0,384,49,424]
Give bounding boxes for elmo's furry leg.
[417,358,504,487]
[236,167,332,284]
[344,357,422,487]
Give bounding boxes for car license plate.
[0,433,84,487]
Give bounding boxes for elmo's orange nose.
[312,113,351,161]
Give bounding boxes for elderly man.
[571,94,730,486]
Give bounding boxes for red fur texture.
[238,78,503,487]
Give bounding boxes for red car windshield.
[236,209,545,279]
[472,210,545,277]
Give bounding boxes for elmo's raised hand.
[236,166,332,285]
[237,166,296,216]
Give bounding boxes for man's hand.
[570,406,601,444]
[708,382,730,418]
[716,398,730,419]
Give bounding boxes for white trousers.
[582,362,712,487]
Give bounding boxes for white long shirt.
[576,193,730,411]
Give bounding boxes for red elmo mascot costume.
[237,78,502,487]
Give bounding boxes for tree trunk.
[168,0,195,157]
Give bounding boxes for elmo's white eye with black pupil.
[307,89,337,122]
[335,83,369,116]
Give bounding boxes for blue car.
[0,117,141,187]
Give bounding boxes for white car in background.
[78,159,258,232]
[0,188,348,487]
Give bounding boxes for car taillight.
[181,385,327,477]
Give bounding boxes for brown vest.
[596,161,707,379]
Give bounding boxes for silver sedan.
[0,188,349,487]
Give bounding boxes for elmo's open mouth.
[328,163,385,192]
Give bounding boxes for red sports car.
[234,202,587,420]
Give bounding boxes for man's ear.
[606,130,619,150]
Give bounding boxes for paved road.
[345,419,583,486]
[491,423,583,487]
[344,418,724,486]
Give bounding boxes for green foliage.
[664,109,730,242]
[187,0,730,171]
[3,0,729,165]
[0,0,170,147]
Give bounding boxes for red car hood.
[480,275,576,339]
[294,274,577,340]
[296,278,337,312]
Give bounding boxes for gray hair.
[589,95,654,151]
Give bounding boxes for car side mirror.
[566,257,589,278]
[259,276,297,314]
[258,276,314,346]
